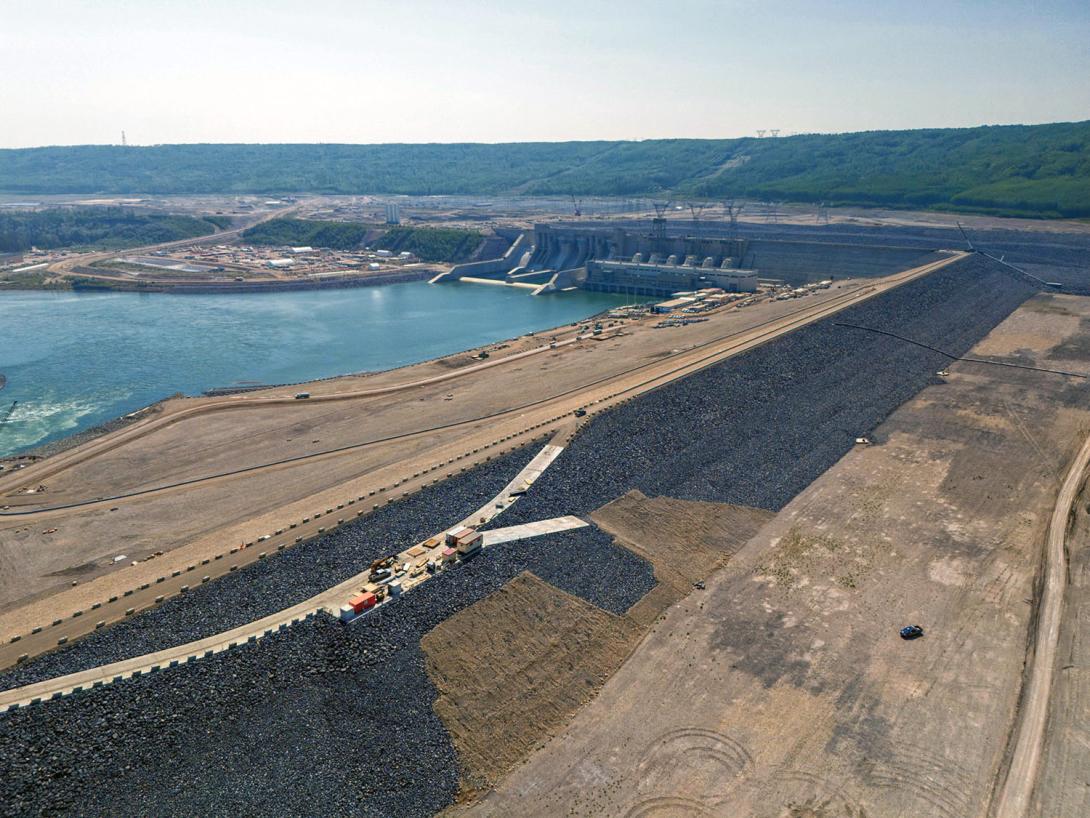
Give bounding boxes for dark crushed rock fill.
[490,255,1038,526]
[0,443,540,691]
[0,253,1040,817]
[0,527,650,817]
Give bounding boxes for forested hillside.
[241,218,366,250]
[0,208,227,252]
[241,220,483,262]
[374,227,482,262]
[2,121,1088,217]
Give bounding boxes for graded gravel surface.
[0,444,538,690]
[1035,491,1090,818]
[493,256,1039,526]
[0,526,653,817]
[591,491,774,628]
[466,292,1090,818]
[1,225,1082,816]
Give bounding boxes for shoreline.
[65,267,435,294]
[0,298,620,463]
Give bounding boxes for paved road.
[992,432,1090,818]
[481,516,587,546]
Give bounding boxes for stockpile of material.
[0,527,653,817]
[493,255,1039,526]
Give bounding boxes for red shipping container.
[349,592,377,613]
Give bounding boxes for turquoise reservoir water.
[0,282,632,456]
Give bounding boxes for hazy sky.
[2,0,1088,147]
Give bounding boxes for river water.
[0,282,633,456]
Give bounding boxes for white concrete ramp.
[460,443,566,527]
[482,516,589,546]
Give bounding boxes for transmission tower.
[121,130,127,147]
[651,201,671,246]
[756,129,767,138]
[769,129,780,137]
[688,202,708,240]
[817,201,829,224]
[570,194,582,218]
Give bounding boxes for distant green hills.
[0,208,227,253]
[2,121,1088,217]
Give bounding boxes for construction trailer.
[446,526,483,560]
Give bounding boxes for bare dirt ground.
[1033,466,1090,817]
[592,492,773,627]
[424,497,772,803]
[463,293,1090,818]
[423,572,643,796]
[0,280,880,630]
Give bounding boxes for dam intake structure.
[434,222,946,297]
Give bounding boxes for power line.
[833,323,1086,379]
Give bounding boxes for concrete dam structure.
[436,223,945,295]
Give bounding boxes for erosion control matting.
[422,571,643,794]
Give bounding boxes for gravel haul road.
[992,432,1090,818]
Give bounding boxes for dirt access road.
[465,292,1090,818]
[40,203,295,286]
[0,255,962,653]
[993,428,1090,817]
